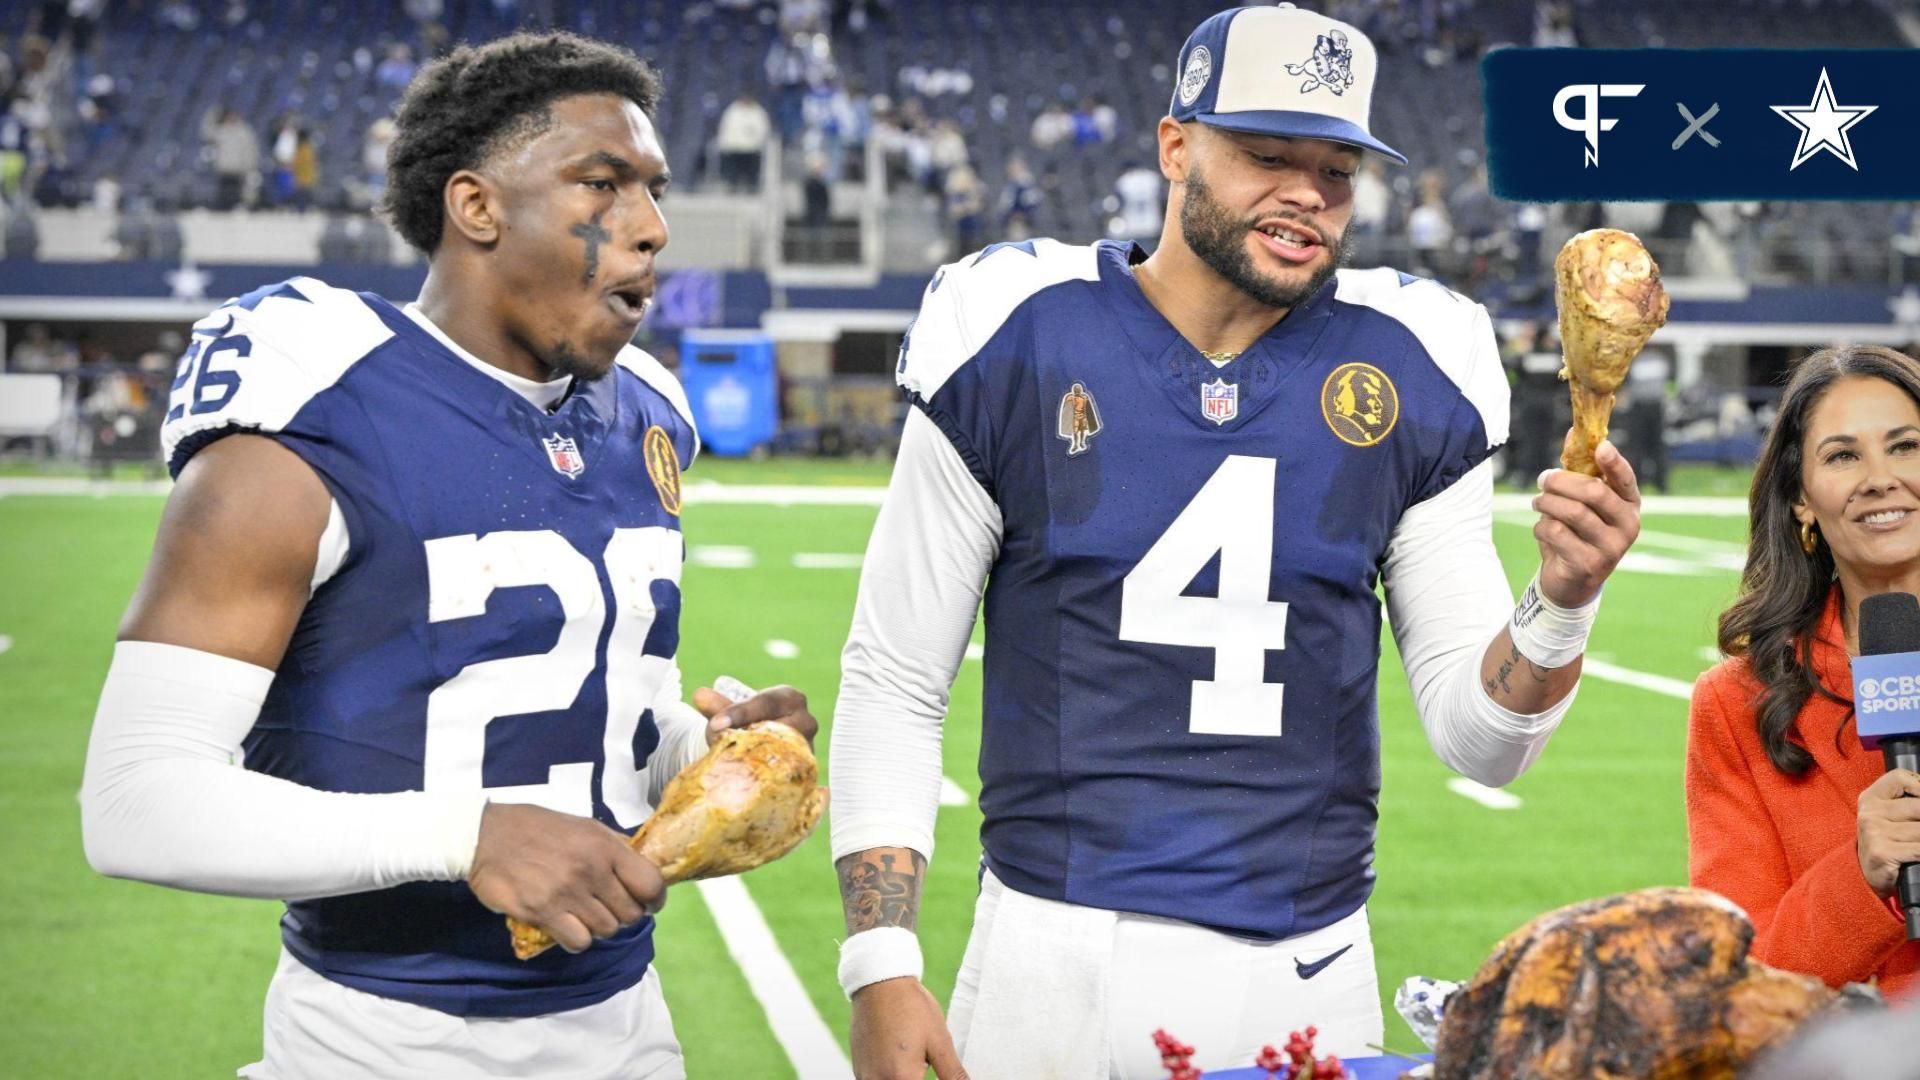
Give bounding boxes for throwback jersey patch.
[645,424,683,515]
[1056,381,1102,455]
[1320,362,1398,447]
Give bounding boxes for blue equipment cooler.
[678,330,777,457]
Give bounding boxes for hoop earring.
[1801,520,1819,555]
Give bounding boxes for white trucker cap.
[1169,3,1407,164]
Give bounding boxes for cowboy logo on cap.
[1286,28,1355,96]
[1169,3,1406,164]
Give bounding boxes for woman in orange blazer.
[1689,344,1920,1000]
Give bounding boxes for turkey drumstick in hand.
[1555,228,1670,476]
[509,681,826,960]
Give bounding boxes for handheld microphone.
[1850,592,1920,939]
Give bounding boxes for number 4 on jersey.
[1118,455,1290,738]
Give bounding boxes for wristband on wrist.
[1509,575,1600,670]
[837,926,924,999]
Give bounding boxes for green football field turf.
[0,468,1749,1078]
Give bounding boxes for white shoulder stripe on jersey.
[1332,267,1509,448]
[161,277,395,468]
[615,346,701,466]
[898,239,1103,401]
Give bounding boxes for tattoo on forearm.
[837,850,926,933]
[1485,643,1555,698]
[571,210,611,286]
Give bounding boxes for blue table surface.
[1206,1053,1432,1079]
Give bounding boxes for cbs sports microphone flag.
[1483,48,1920,201]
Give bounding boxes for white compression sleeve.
[80,641,489,901]
[829,407,1003,864]
[1382,459,1578,787]
[643,659,710,809]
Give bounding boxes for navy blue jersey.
[897,239,1507,941]
[160,278,698,1017]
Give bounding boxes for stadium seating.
[0,0,1905,275]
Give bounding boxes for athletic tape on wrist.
[1509,575,1600,670]
[837,926,924,999]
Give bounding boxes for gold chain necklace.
[1200,349,1241,365]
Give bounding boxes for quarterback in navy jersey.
[78,34,815,1080]
[830,7,1643,1080]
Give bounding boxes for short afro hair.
[381,31,664,255]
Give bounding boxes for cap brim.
[1194,110,1408,165]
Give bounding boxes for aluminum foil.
[1394,975,1461,1050]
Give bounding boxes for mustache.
[1246,209,1336,242]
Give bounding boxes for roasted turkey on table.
[1432,887,1863,1080]
[509,721,828,960]
[1555,228,1670,477]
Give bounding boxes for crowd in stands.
[0,0,1908,291]
[3,320,177,469]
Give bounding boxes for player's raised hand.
[467,803,667,954]
[850,977,969,1080]
[693,682,819,750]
[1531,436,1642,608]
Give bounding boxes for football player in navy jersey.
[830,7,1642,1080]
[79,33,814,1080]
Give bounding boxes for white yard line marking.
[1697,646,1723,664]
[684,482,887,507]
[1615,551,1740,576]
[963,642,984,661]
[694,877,853,1079]
[0,477,173,497]
[1634,528,1747,556]
[1495,516,1745,575]
[1582,658,1697,700]
[764,639,800,659]
[690,545,756,569]
[940,776,972,807]
[0,634,11,656]
[1492,492,1747,517]
[793,553,864,570]
[1447,778,1522,810]
[0,478,1760,516]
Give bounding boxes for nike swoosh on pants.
[1293,943,1354,980]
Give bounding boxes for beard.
[1180,165,1350,310]
[536,286,652,383]
[543,337,616,382]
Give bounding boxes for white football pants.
[948,867,1383,1080]
[239,948,684,1079]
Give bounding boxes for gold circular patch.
[644,425,683,516]
[1320,362,1399,448]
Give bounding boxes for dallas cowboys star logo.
[1890,285,1920,329]
[164,262,212,301]
[1770,68,1876,171]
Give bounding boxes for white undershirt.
[829,409,1578,865]
[403,302,573,413]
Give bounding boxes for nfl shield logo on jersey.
[542,434,586,478]
[1200,378,1239,425]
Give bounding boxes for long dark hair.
[1719,344,1920,774]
